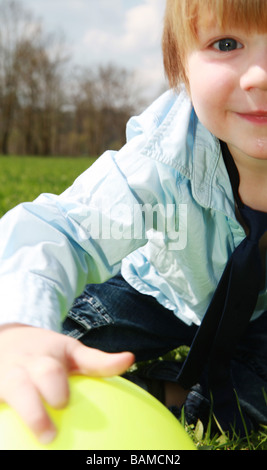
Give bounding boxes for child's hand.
[0,324,134,444]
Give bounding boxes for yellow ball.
[0,375,196,450]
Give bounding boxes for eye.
[212,38,243,52]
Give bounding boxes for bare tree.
[0,0,145,157]
[16,35,68,155]
[0,0,69,155]
[0,0,40,154]
[69,64,140,156]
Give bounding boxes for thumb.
[65,339,135,377]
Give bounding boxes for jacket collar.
[140,89,237,220]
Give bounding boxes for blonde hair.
[162,0,267,89]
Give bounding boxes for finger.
[65,339,135,377]
[1,365,57,444]
[29,356,70,409]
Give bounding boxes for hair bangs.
[200,0,267,33]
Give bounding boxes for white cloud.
[81,0,166,97]
[83,0,164,55]
[21,0,167,100]
[123,0,164,49]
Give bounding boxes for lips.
[236,111,267,124]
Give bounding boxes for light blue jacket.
[0,89,266,331]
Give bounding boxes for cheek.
[190,80,221,127]
[190,83,231,139]
[187,62,233,132]
[187,55,233,106]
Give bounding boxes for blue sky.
[21,0,167,99]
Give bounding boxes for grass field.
[0,155,266,450]
[0,155,96,217]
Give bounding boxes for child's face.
[186,15,267,164]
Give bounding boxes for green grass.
[129,348,267,450]
[187,419,267,450]
[0,155,266,450]
[0,155,96,217]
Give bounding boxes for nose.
[240,52,267,92]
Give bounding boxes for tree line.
[0,0,150,157]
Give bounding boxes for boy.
[0,0,266,444]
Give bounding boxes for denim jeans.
[62,274,267,430]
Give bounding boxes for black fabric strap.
[220,141,242,208]
[176,141,267,434]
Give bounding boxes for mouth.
[236,111,267,124]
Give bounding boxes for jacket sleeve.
[0,140,153,331]
[0,90,180,332]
